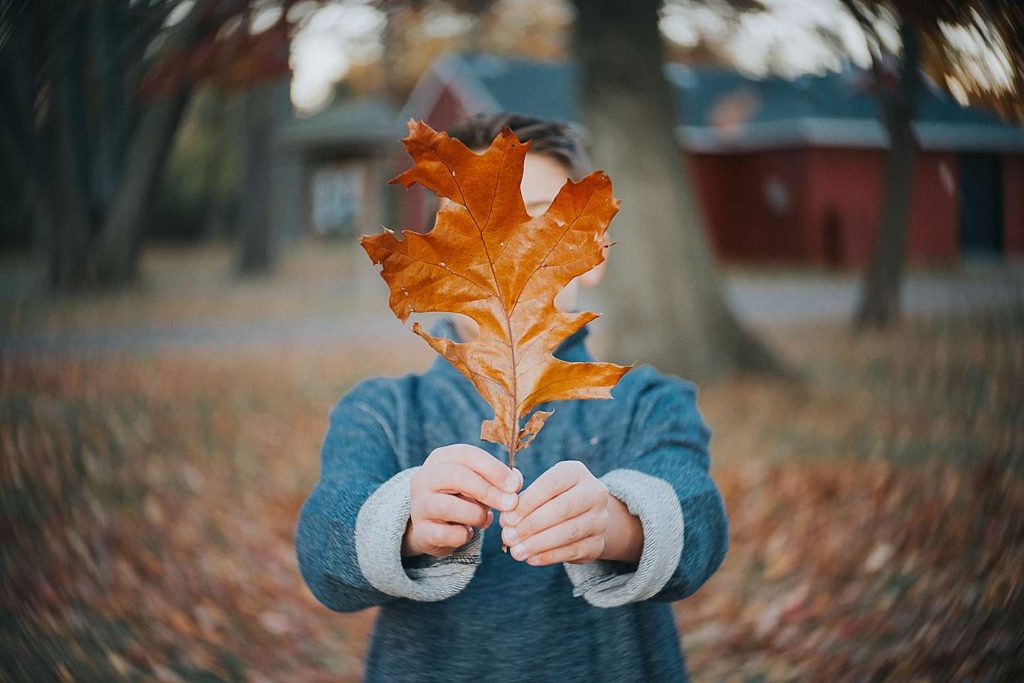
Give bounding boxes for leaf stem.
[502,440,519,554]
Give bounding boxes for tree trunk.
[571,0,781,382]
[199,90,232,240]
[853,21,922,331]
[238,81,277,276]
[88,85,193,287]
[45,89,190,290]
[47,46,95,290]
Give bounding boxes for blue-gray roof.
[405,52,1024,152]
[275,97,406,152]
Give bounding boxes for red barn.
[398,52,1024,268]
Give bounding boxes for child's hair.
[446,113,593,180]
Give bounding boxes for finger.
[419,492,490,528]
[504,461,582,526]
[430,444,521,493]
[507,509,603,561]
[418,520,475,556]
[502,488,592,544]
[429,463,518,512]
[524,536,606,567]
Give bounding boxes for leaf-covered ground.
[2,249,1022,682]
[681,309,1024,682]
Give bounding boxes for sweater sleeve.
[563,372,729,609]
[295,378,483,613]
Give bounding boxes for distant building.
[399,52,1024,267]
[274,97,405,239]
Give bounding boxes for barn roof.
[401,52,1024,153]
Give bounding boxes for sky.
[289,0,386,112]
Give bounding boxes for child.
[295,113,729,681]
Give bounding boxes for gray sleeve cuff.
[355,466,484,602]
[562,468,684,608]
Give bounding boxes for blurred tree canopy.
[0,0,304,290]
[897,0,1023,120]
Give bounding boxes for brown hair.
[446,113,592,180]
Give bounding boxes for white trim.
[399,53,502,124]
[677,118,1024,153]
[446,55,503,115]
[398,53,461,123]
[914,122,1024,153]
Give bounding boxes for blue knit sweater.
[295,317,729,681]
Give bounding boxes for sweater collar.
[426,315,594,378]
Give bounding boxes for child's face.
[520,152,573,218]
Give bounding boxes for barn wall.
[909,152,958,264]
[1004,154,1024,257]
[802,147,958,268]
[425,87,474,134]
[688,154,730,259]
[695,147,963,268]
[803,148,881,267]
[691,149,811,264]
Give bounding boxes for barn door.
[958,153,1004,259]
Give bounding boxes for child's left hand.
[499,460,635,566]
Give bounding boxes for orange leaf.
[361,120,632,465]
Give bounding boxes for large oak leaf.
[361,120,632,465]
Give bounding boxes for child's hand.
[498,460,613,566]
[403,444,523,558]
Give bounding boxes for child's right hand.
[402,444,523,558]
